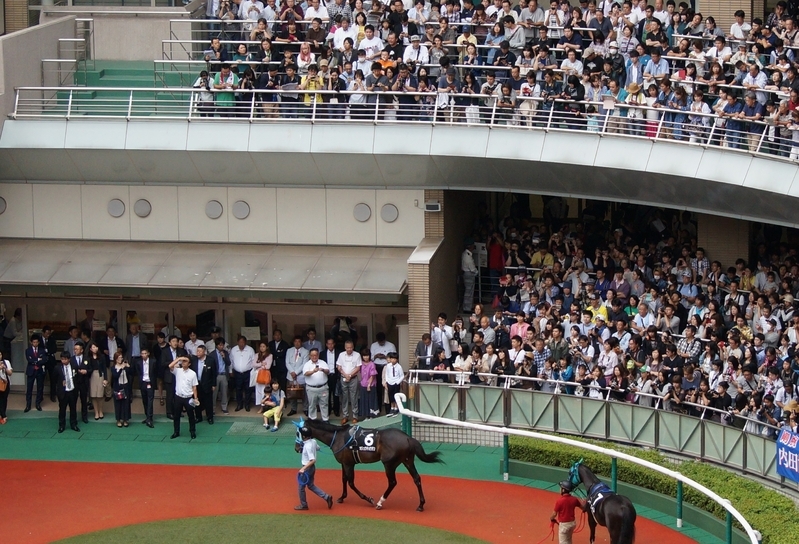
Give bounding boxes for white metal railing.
[10,86,792,164]
[394,391,759,544]
[408,369,783,435]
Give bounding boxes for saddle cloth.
[587,482,614,516]
[348,426,378,454]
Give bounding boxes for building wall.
[697,213,750,271]
[40,7,193,61]
[0,184,425,246]
[0,16,76,133]
[702,1,759,34]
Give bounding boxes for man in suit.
[134,347,158,428]
[125,323,148,368]
[191,345,217,424]
[320,336,342,417]
[24,335,47,412]
[71,342,91,424]
[103,326,126,359]
[55,351,80,433]
[40,326,59,403]
[270,329,290,392]
[160,335,186,420]
[285,336,309,416]
[210,337,231,414]
[414,333,435,381]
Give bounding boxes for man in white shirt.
[431,313,454,358]
[169,356,199,440]
[333,17,358,52]
[285,336,309,415]
[229,336,256,412]
[184,329,203,356]
[462,241,478,312]
[336,340,362,424]
[402,34,429,74]
[706,37,732,63]
[359,24,384,60]
[729,10,751,41]
[303,348,330,421]
[304,0,329,21]
[384,352,404,416]
[370,332,395,414]
[632,303,655,334]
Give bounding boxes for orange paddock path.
[1,461,696,543]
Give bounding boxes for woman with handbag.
[111,353,131,427]
[254,342,273,413]
[86,343,109,420]
[0,349,12,424]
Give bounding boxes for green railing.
[412,379,785,488]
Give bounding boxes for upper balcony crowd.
[175,0,799,157]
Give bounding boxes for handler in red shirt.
[550,482,586,544]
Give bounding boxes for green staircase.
[63,60,197,117]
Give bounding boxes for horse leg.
[375,461,399,510]
[402,458,426,512]
[587,510,597,544]
[337,465,348,503]
[343,464,374,505]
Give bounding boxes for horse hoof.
[336,498,344,504]
[367,497,375,505]
[417,506,424,512]
[375,504,383,510]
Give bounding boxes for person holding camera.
[193,70,215,117]
[303,348,331,422]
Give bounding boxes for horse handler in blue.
[295,425,334,511]
[550,481,586,543]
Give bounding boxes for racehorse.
[564,459,636,544]
[295,418,443,511]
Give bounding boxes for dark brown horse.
[565,460,636,544]
[299,418,443,511]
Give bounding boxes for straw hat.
[626,82,641,94]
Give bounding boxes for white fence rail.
[393,392,759,544]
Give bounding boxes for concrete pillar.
[697,214,750,271]
[406,190,484,369]
[424,189,444,238]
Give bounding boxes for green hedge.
[509,435,799,544]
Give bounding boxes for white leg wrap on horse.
[377,496,385,507]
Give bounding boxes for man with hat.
[295,424,334,510]
[402,34,429,75]
[550,481,586,543]
[605,40,626,86]
[582,47,603,76]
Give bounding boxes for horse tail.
[617,499,637,544]
[412,438,445,464]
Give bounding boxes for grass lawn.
[54,513,486,543]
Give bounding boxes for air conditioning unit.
[424,201,442,213]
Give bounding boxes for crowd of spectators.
[191,0,799,156]
[412,200,799,438]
